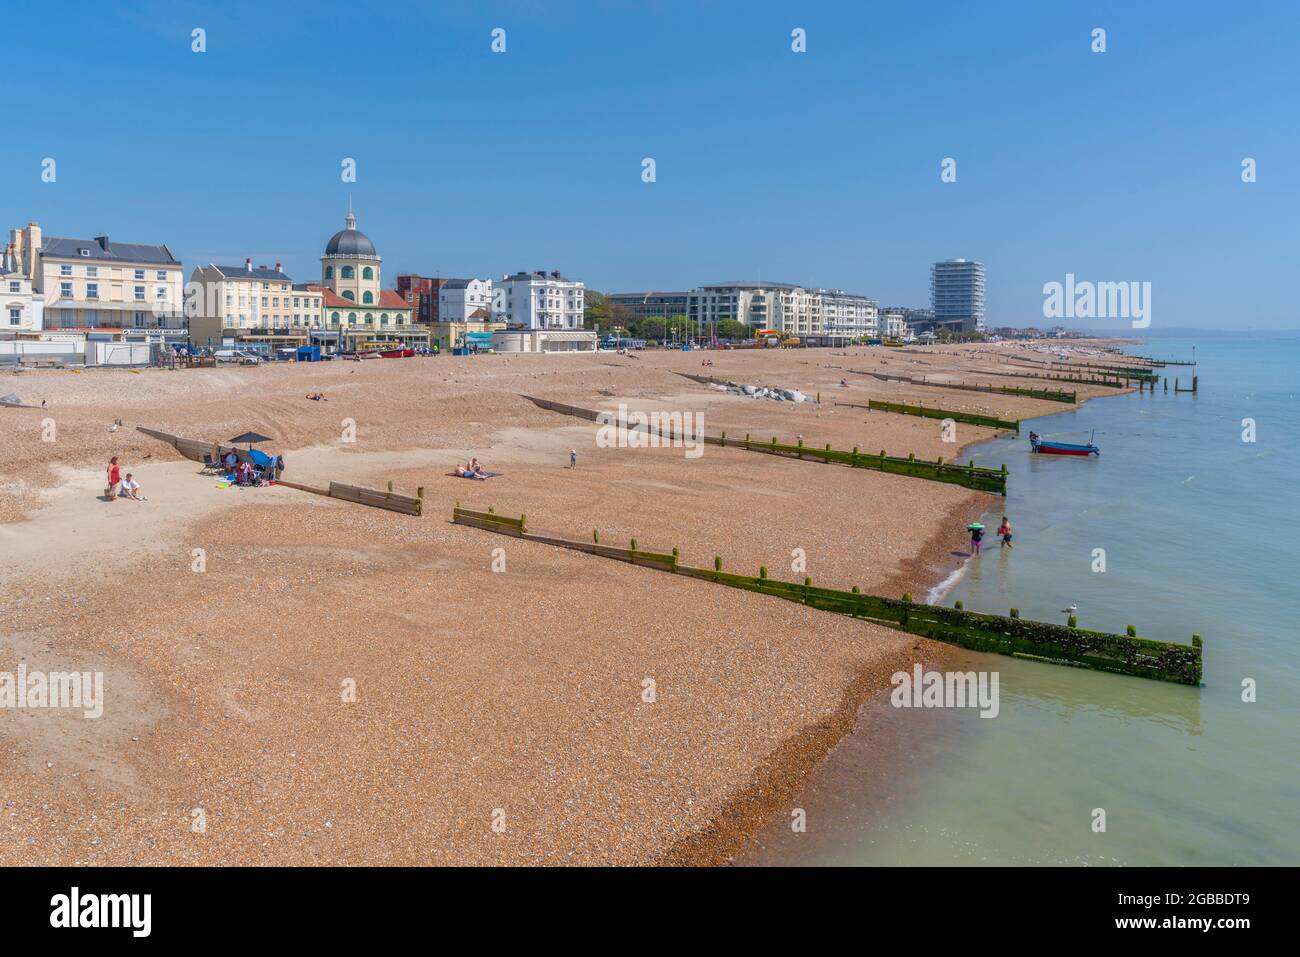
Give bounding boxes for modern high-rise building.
[930,259,985,332]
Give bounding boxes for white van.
[214,349,261,365]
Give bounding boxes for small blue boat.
[1029,431,1099,456]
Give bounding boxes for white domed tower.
[321,206,382,307]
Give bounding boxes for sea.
[743,337,1300,865]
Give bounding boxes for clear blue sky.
[3,0,1296,329]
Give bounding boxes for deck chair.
[200,453,223,475]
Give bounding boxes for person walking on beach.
[998,516,1014,549]
[569,449,577,469]
[969,524,984,555]
[105,456,121,500]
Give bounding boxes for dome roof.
[324,211,377,258]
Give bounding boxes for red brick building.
[396,274,446,325]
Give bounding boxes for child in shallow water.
[998,517,1013,549]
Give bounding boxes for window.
[261,297,268,307]
[87,283,99,299]
[347,312,357,323]
[325,266,334,279]
[362,267,373,280]
[60,282,73,298]
[8,308,20,325]
[364,313,374,325]
[135,286,146,301]
[86,266,98,277]
[293,297,300,308]
[262,282,269,290]
[272,298,279,307]
[157,287,167,300]
[362,291,373,304]
[341,266,354,279]
[134,312,146,328]
[380,313,389,326]
[331,311,340,324]
[157,271,167,281]
[8,281,19,293]
[342,290,355,301]
[134,269,145,280]
[60,264,73,277]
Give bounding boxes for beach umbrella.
[228,431,274,450]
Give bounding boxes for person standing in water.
[970,524,984,555]
[998,516,1013,549]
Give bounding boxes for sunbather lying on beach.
[455,464,487,480]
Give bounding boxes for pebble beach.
[0,341,1128,864]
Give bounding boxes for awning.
[531,331,597,343]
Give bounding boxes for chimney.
[551,270,560,279]
[274,261,282,273]
[95,235,110,252]
[245,257,253,272]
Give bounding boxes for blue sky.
[3,0,1296,328]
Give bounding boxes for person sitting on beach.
[222,451,238,471]
[120,473,146,501]
[235,461,255,486]
[469,457,482,474]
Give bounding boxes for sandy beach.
[0,341,1129,865]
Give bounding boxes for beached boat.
[380,348,415,358]
[1029,431,1099,456]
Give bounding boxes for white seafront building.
[492,269,596,352]
[2,243,43,334]
[686,281,878,343]
[438,278,493,322]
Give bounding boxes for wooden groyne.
[1127,356,1196,366]
[522,395,1008,495]
[956,367,1128,388]
[847,369,1076,404]
[278,479,424,516]
[842,398,1020,433]
[452,507,1204,686]
[137,426,423,516]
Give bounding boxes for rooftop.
[42,236,178,266]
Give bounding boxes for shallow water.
[743,338,1300,865]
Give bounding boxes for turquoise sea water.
[744,338,1300,866]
